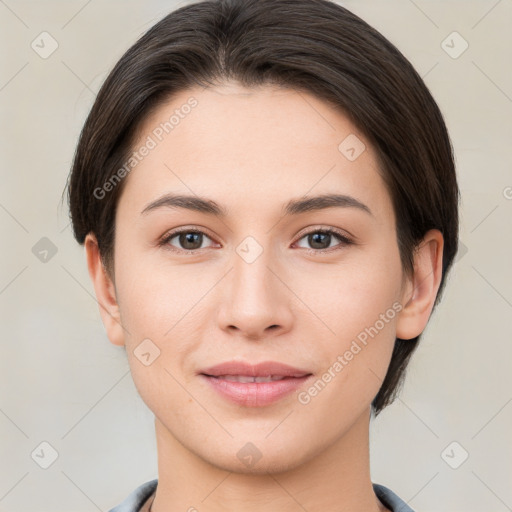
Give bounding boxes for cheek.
[300,246,403,392]
[114,256,203,414]
[114,246,200,337]
[301,250,402,342]
[113,248,214,397]
[294,277,400,428]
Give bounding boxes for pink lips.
[199,360,313,407]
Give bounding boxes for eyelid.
[293,225,354,243]
[292,226,354,254]
[158,226,219,252]
[158,225,355,253]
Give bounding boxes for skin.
[85,82,443,512]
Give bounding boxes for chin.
[215,451,308,476]
[192,435,315,476]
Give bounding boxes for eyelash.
[158,226,354,255]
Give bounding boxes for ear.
[84,232,126,346]
[396,229,444,340]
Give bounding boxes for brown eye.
[295,229,353,253]
[161,229,215,252]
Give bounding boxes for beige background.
[1,0,511,510]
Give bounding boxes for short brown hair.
[64,0,460,415]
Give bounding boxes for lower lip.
[200,374,312,407]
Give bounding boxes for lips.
[214,375,288,382]
[199,360,311,379]
[199,360,313,407]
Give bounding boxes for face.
[99,82,414,473]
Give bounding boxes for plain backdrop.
[1,1,511,511]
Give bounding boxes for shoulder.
[372,483,416,512]
[108,479,158,512]
[109,479,413,512]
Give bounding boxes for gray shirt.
[108,479,415,511]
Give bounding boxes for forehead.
[118,82,393,225]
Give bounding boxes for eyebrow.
[140,193,373,217]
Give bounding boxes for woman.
[65,0,459,510]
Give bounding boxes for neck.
[150,406,388,512]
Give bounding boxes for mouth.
[198,360,313,407]
[203,374,302,382]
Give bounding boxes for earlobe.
[396,229,444,340]
[84,233,126,346]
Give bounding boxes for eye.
[158,226,353,254]
[159,228,217,252]
[294,228,353,254]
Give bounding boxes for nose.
[216,242,294,340]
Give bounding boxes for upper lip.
[199,360,312,378]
